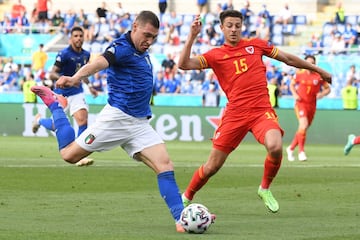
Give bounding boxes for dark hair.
[135,10,159,29]
[70,26,84,34]
[219,10,243,25]
[304,55,316,64]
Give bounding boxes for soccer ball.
[180,203,212,234]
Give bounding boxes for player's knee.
[266,142,282,157]
[163,158,174,169]
[60,150,81,164]
[153,157,174,173]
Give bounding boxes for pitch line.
[1,163,359,168]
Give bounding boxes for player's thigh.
[76,105,166,160]
[135,143,174,174]
[306,107,316,126]
[297,104,315,128]
[75,104,132,152]
[298,116,309,129]
[124,123,165,160]
[251,108,284,145]
[213,118,248,154]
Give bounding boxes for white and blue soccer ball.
[180,203,212,234]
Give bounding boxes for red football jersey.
[293,70,328,104]
[198,38,278,109]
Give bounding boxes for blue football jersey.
[53,46,90,96]
[103,32,154,118]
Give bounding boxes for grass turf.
[0,136,359,240]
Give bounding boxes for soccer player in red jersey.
[286,55,331,161]
[178,10,332,213]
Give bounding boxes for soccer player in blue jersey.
[32,26,97,166]
[31,10,203,232]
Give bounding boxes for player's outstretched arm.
[56,56,109,89]
[274,50,332,84]
[178,15,203,70]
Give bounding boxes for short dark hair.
[70,26,84,34]
[135,10,159,29]
[219,10,243,25]
[39,43,44,48]
[304,55,316,64]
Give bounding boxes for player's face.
[70,30,84,51]
[221,17,242,46]
[132,22,158,53]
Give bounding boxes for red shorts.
[295,102,316,125]
[212,107,284,154]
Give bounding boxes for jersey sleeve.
[200,48,217,69]
[197,55,209,69]
[102,43,117,65]
[260,39,279,58]
[102,42,131,66]
[54,51,64,68]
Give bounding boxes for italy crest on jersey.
[85,134,96,144]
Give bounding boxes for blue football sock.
[77,124,87,137]
[39,118,55,131]
[157,171,184,221]
[49,102,75,150]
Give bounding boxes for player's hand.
[190,15,202,37]
[56,76,80,88]
[319,71,332,84]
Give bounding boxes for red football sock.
[261,155,282,189]
[297,130,306,152]
[289,133,298,150]
[184,165,209,200]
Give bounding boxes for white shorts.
[75,104,164,158]
[63,92,89,116]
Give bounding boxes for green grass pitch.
[0,136,359,240]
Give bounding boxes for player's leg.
[135,144,185,232]
[286,137,296,161]
[117,113,185,232]
[32,113,55,133]
[297,115,310,161]
[182,148,228,206]
[32,92,67,134]
[287,105,300,161]
[72,109,88,136]
[68,93,89,137]
[298,108,315,161]
[262,129,283,186]
[71,108,93,166]
[66,94,93,166]
[257,128,282,213]
[182,113,243,206]
[252,109,283,213]
[31,86,92,164]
